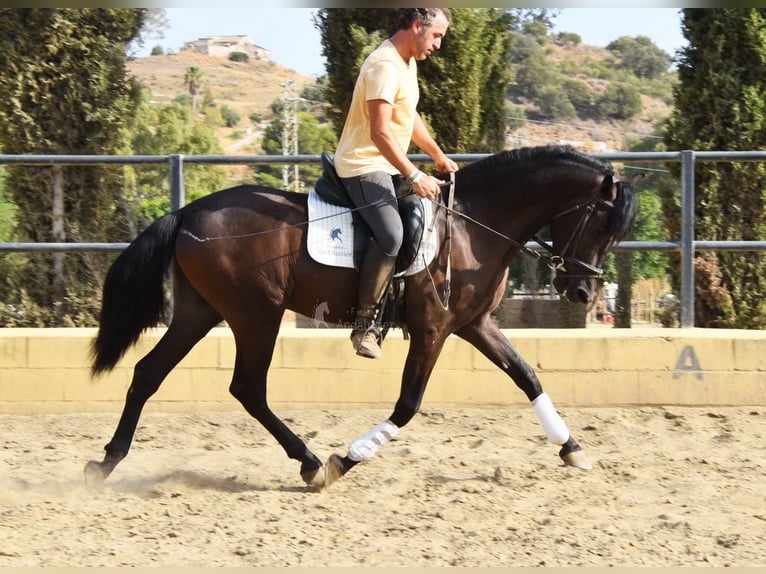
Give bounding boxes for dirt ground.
[0,405,763,567]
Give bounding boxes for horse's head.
[549,172,644,305]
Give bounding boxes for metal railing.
[2,151,766,328]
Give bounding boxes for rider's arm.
[368,100,444,200]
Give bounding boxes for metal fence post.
[169,154,185,211]
[680,150,695,327]
[166,154,185,323]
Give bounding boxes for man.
[334,8,459,359]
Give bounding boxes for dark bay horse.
[85,145,642,491]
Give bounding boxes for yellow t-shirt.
[334,39,419,178]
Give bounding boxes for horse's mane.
[453,144,636,244]
[460,144,614,178]
[608,180,639,245]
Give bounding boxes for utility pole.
[281,80,300,192]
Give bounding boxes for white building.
[181,35,269,60]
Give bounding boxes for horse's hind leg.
[84,303,222,487]
[456,315,592,470]
[228,323,325,490]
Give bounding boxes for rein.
[179,176,609,293]
[423,172,455,310]
[430,188,609,279]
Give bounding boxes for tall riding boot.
[351,242,397,359]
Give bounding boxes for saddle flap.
[396,194,426,273]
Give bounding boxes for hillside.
[127,43,672,159]
[511,41,672,153]
[127,51,316,156]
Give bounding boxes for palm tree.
[183,66,203,109]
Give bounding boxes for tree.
[0,168,14,241]
[254,112,337,191]
[129,99,228,225]
[183,66,203,109]
[314,9,397,138]
[417,8,514,152]
[606,35,673,80]
[0,8,148,326]
[663,8,766,328]
[315,8,513,154]
[596,82,642,120]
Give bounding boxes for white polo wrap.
[532,392,570,445]
[347,419,400,462]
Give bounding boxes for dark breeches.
[342,171,403,256]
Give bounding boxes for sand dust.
[0,405,764,566]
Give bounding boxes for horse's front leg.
[456,315,592,470]
[325,333,446,487]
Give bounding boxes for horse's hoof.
[561,449,593,470]
[84,460,106,489]
[301,465,327,492]
[324,453,345,488]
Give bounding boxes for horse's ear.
[629,173,646,189]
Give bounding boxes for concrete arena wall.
[0,327,764,414]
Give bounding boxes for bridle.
[532,197,615,280]
[433,184,615,280]
[426,181,616,309]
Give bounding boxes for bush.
[554,31,581,46]
[228,51,249,63]
[606,36,672,80]
[537,85,576,119]
[220,105,240,128]
[596,82,642,119]
[505,102,526,130]
[150,45,164,56]
[173,93,193,107]
[562,78,593,117]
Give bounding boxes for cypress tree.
[0,8,147,325]
[315,8,513,154]
[663,8,766,328]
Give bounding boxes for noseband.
[532,197,614,280]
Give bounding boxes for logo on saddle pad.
[330,227,343,243]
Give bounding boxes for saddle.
[314,152,427,274]
[312,152,437,340]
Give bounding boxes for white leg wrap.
[347,419,399,462]
[532,392,570,445]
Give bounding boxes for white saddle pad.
[306,189,438,277]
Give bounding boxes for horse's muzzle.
[554,275,594,304]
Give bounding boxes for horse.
[84,144,642,491]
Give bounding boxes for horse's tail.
[90,211,183,377]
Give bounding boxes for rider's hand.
[411,173,442,201]
[435,156,459,174]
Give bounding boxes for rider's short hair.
[397,8,451,31]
